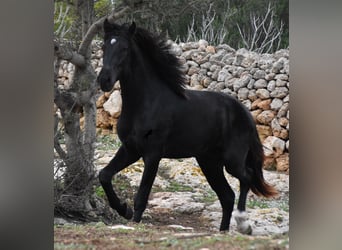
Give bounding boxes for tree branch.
[78,6,130,57]
[54,83,80,115]
[54,113,67,160]
[54,39,86,67]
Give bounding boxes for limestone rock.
[273,128,289,140]
[103,90,122,118]
[271,118,289,139]
[277,102,289,118]
[256,125,272,142]
[216,44,235,52]
[278,117,289,127]
[254,79,267,89]
[257,99,272,110]
[251,109,262,121]
[217,68,230,82]
[270,98,283,111]
[257,110,275,125]
[201,76,212,87]
[254,69,266,79]
[170,44,182,56]
[206,45,216,54]
[233,78,248,92]
[149,192,205,214]
[242,99,252,110]
[265,73,275,81]
[198,39,208,48]
[272,59,284,73]
[190,74,200,86]
[251,99,262,110]
[209,49,226,62]
[256,89,270,99]
[271,118,282,131]
[247,78,255,89]
[276,153,289,172]
[237,87,249,100]
[270,87,288,98]
[188,66,200,76]
[263,157,276,170]
[247,89,257,101]
[275,79,287,87]
[96,94,107,108]
[267,80,276,92]
[96,108,117,130]
[263,136,286,157]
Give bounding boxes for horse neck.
[119,47,166,111]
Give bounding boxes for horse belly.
[163,122,222,158]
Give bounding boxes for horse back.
[162,90,254,157]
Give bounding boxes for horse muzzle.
[97,68,117,92]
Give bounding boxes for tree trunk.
[54,63,98,217]
[54,2,130,219]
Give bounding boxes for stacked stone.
[57,40,289,172]
[171,40,289,172]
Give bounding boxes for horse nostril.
[97,71,109,84]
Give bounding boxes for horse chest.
[117,113,169,149]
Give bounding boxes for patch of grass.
[247,199,270,209]
[96,134,121,151]
[94,186,105,199]
[196,190,217,204]
[152,180,195,193]
[278,200,289,212]
[165,181,194,192]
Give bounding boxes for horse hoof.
[237,223,252,235]
[219,227,229,232]
[233,210,253,235]
[124,205,133,220]
[133,212,143,223]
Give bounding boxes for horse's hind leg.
[133,154,160,223]
[232,180,252,235]
[224,150,252,234]
[196,155,235,231]
[99,146,140,219]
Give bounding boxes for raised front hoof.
[117,203,133,220]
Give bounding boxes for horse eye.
[110,38,117,45]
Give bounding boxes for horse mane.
[132,27,187,98]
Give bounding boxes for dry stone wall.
[57,40,289,172]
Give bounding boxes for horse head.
[97,19,136,92]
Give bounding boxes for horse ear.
[103,18,112,32]
[128,22,136,37]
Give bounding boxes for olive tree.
[54,0,128,219]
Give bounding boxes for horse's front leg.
[99,146,140,219]
[133,154,160,222]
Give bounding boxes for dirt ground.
[54,133,289,249]
[54,210,289,249]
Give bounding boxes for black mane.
[132,27,187,98]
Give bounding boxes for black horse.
[97,19,277,233]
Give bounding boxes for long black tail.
[247,130,278,198]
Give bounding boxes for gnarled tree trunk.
[54,2,129,219]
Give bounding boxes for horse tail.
[247,130,278,198]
